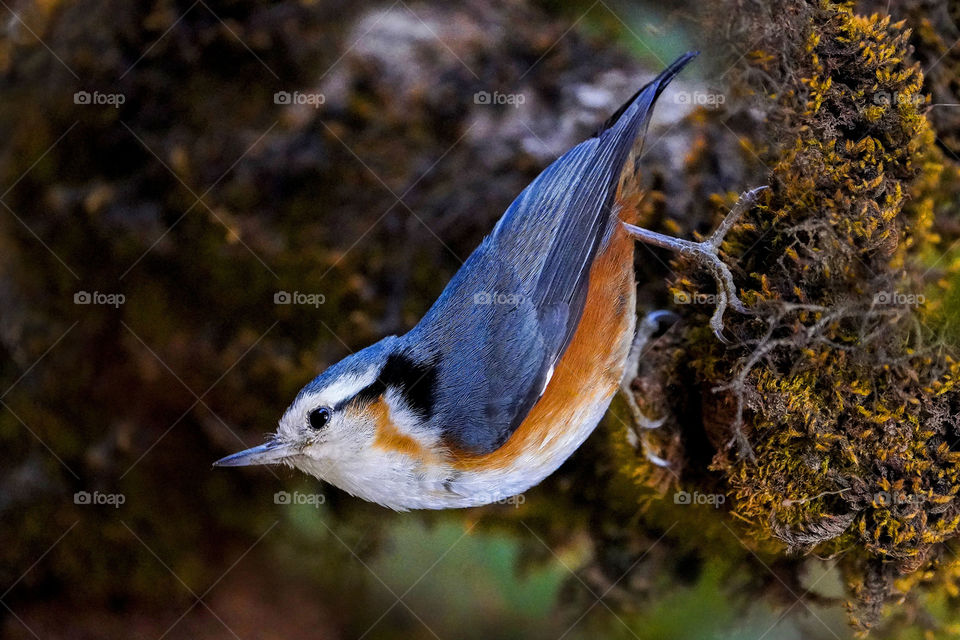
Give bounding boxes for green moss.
[612,1,960,633]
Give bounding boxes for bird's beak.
[213,440,297,467]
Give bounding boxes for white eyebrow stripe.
[317,366,380,408]
[277,364,383,440]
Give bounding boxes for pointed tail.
[595,50,699,168]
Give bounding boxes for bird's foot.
[623,309,677,382]
[622,407,671,467]
[620,309,677,467]
[623,186,768,342]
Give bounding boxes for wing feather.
[404,52,698,454]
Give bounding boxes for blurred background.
[3,0,955,638]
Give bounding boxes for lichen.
[613,0,960,633]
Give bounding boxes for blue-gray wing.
[403,53,697,454]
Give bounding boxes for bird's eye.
[308,407,331,430]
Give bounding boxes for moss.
[609,0,960,633]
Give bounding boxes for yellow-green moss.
[614,0,960,633]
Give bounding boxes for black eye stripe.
[309,407,331,430]
[348,354,437,419]
[381,354,437,419]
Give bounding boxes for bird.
[214,51,766,510]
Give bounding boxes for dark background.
[6,0,954,638]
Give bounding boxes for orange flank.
[368,398,430,459]
[449,191,640,471]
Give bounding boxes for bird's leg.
[623,186,768,342]
[620,310,677,467]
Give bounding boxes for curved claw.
[621,387,672,466]
[620,309,673,431]
[620,308,675,466]
[703,258,745,342]
[625,185,769,344]
[710,304,731,344]
[743,184,770,201]
[644,449,672,468]
[642,309,680,335]
[636,412,668,430]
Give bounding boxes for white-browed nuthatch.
[215,52,764,510]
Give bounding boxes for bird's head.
[213,336,406,478]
